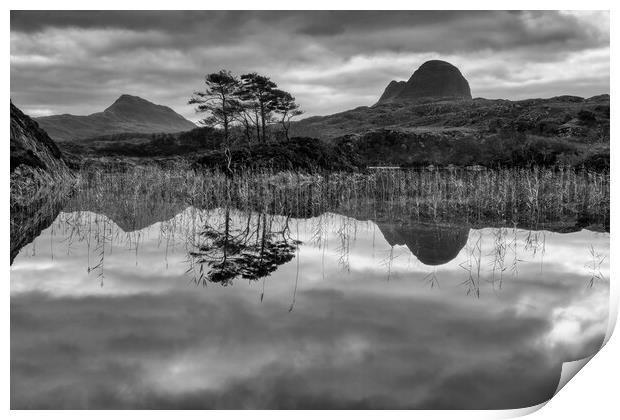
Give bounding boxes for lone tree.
[189,70,240,143]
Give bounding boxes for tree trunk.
[255,109,261,142]
[281,118,290,142]
[222,96,229,142]
[260,102,266,143]
[244,121,251,145]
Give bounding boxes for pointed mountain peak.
[105,94,159,111]
[102,94,184,121]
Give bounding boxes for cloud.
[9,11,610,124]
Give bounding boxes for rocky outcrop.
[10,102,76,263]
[36,94,196,141]
[10,102,75,198]
[376,60,472,105]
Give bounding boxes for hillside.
[59,94,610,171]
[291,60,608,146]
[194,94,609,170]
[291,95,610,141]
[35,94,196,141]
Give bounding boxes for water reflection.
[189,209,300,286]
[10,204,610,409]
[378,222,470,266]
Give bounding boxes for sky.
[10,10,610,122]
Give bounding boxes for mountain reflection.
[377,222,470,266]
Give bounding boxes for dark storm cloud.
[10,10,609,120]
[10,10,606,52]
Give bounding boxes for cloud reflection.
[10,209,609,409]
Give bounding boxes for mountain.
[287,59,608,169]
[35,94,196,141]
[376,60,472,105]
[290,59,607,145]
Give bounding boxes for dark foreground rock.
[10,102,76,201]
[10,102,77,263]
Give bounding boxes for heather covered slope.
[287,94,610,169]
[35,94,196,141]
[290,94,609,142]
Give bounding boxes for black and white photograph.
[8,6,613,413]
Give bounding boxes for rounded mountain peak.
[401,60,471,101]
[417,60,460,70]
[376,60,472,105]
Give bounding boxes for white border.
[4,1,617,419]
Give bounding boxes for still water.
[11,205,609,409]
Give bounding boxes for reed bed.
[75,164,610,231]
[13,165,609,293]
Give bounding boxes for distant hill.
[35,94,196,141]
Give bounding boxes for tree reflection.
[189,209,300,286]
